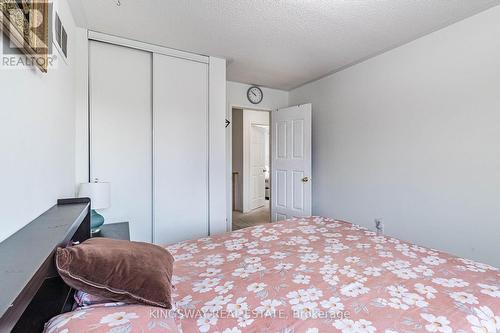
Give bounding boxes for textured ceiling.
[70,0,500,90]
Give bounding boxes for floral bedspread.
[44,217,499,333]
[44,302,180,333]
[168,217,499,333]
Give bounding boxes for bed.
[44,216,499,333]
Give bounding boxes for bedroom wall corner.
[288,5,500,267]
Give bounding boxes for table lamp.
[78,180,110,234]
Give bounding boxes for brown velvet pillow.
[56,238,174,308]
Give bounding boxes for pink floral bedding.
[44,302,180,333]
[45,217,499,333]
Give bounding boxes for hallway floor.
[232,201,270,230]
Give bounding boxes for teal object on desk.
[91,210,105,234]
[78,180,111,234]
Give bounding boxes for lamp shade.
[78,182,110,210]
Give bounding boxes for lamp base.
[90,210,105,234]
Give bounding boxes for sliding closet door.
[153,54,208,245]
[90,41,152,242]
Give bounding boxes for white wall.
[0,0,85,242]
[227,81,289,111]
[226,82,289,228]
[74,29,89,186]
[208,57,228,235]
[289,6,500,267]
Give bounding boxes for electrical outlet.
[375,219,384,235]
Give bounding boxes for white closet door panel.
[153,54,208,245]
[90,41,152,242]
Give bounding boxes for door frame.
[227,105,272,232]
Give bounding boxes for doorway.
[231,108,271,230]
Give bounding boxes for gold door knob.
[302,177,309,183]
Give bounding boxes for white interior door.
[242,110,269,213]
[250,125,266,210]
[271,104,312,221]
[153,53,209,245]
[90,41,152,242]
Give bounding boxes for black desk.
[92,222,130,241]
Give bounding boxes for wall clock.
[247,86,263,104]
